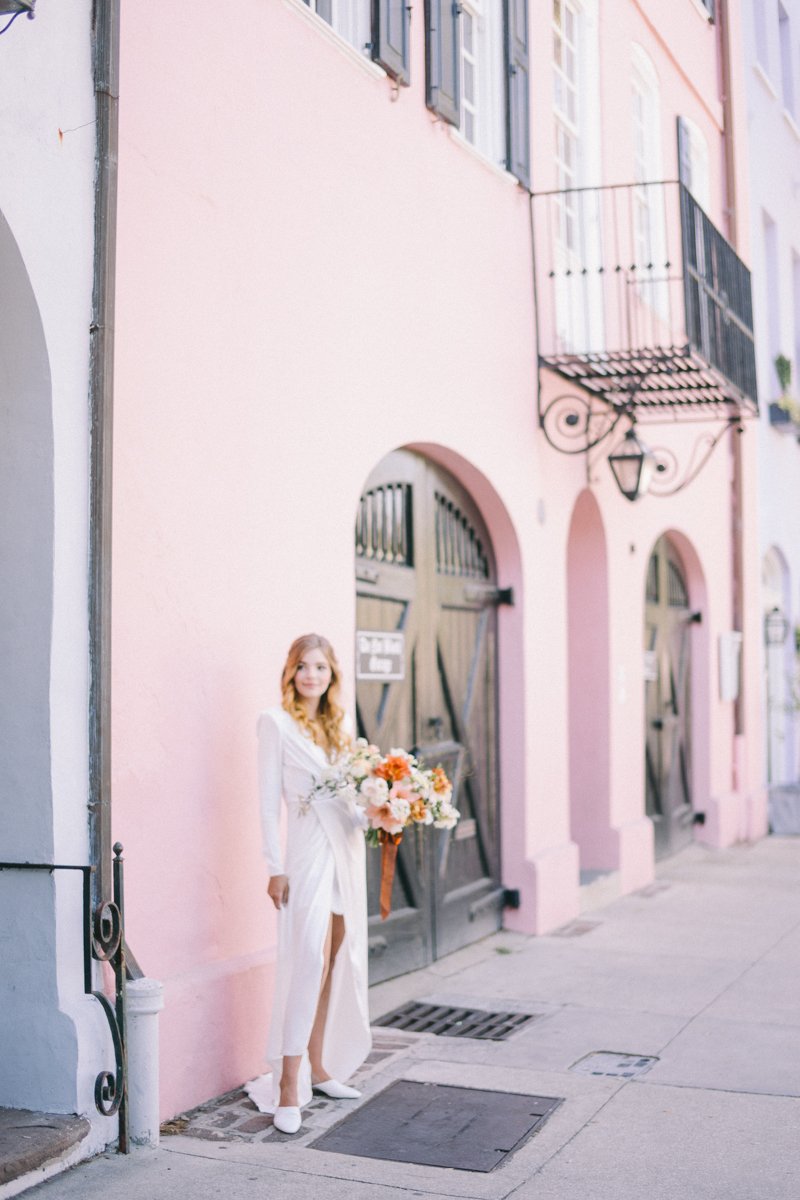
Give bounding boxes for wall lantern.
[607,428,657,502]
[765,607,790,646]
[0,1,35,36]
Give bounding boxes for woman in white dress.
[256,634,371,1134]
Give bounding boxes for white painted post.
[126,978,165,1148]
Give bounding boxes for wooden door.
[355,450,502,983]
[644,537,694,859]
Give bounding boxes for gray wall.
[0,209,78,1110]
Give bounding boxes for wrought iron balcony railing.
[531,181,758,420]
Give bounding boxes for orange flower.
[374,755,412,783]
[409,798,428,822]
[431,766,451,794]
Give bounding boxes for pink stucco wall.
[113,0,764,1119]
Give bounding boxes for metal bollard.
[125,978,165,1148]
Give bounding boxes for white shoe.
[312,1079,361,1099]
[273,1106,301,1134]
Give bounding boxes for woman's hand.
[268,874,289,910]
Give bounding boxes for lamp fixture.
[765,607,790,646]
[0,1,35,36]
[607,427,657,502]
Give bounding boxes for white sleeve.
[257,711,284,876]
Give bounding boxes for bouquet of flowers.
[303,739,458,919]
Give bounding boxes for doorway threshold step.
[579,869,620,914]
[0,1107,89,1190]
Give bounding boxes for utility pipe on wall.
[126,979,166,1148]
[88,0,120,906]
[718,0,746,764]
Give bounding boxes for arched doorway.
[762,547,792,785]
[644,535,695,859]
[355,449,502,983]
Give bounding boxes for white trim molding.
[754,60,778,99]
[783,109,800,142]
[449,127,520,185]
[282,0,387,82]
[689,0,712,22]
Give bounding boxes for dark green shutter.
[425,0,460,127]
[373,0,410,84]
[505,0,530,187]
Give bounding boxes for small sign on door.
[356,631,406,681]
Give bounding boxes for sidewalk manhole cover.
[312,1080,562,1172]
[374,1001,538,1040]
[570,1051,658,1078]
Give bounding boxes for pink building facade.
[104,0,766,1123]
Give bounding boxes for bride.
[254,634,371,1133]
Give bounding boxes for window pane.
[554,31,562,68]
[463,11,473,54]
[554,0,562,27]
[464,59,474,104]
[464,109,475,143]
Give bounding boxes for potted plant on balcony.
[770,355,800,437]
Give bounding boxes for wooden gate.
[644,536,694,859]
[355,450,503,983]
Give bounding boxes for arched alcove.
[567,488,613,869]
[762,545,793,784]
[0,208,77,1109]
[644,529,710,858]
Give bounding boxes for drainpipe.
[718,0,746,775]
[718,0,737,252]
[88,0,120,907]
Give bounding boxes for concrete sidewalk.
[28,838,800,1199]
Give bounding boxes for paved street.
[31,838,800,1200]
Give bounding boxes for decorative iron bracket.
[538,359,744,497]
[0,843,133,1151]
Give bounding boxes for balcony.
[531,181,758,422]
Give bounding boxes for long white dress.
[252,706,371,1111]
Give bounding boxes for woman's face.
[293,647,333,702]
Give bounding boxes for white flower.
[389,795,411,823]
[359,775,389,807]
[434,804,460,830]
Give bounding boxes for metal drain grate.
[374,1001,539,1040]
[311,1080,562,1172]
[570,1051,659,1078]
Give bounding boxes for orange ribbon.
[378,831,403,920]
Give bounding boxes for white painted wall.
[743,0,800,786]
[0,0,115,1139]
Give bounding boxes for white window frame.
[679,115,711,214]
[553,0,581,248]
[305,0,371,59]
[779,1,795,116]
[550,0,604,354]
[456,0,506,169]
[754,0,770,72]
[283,0,385,80]
[631,43,669,326]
